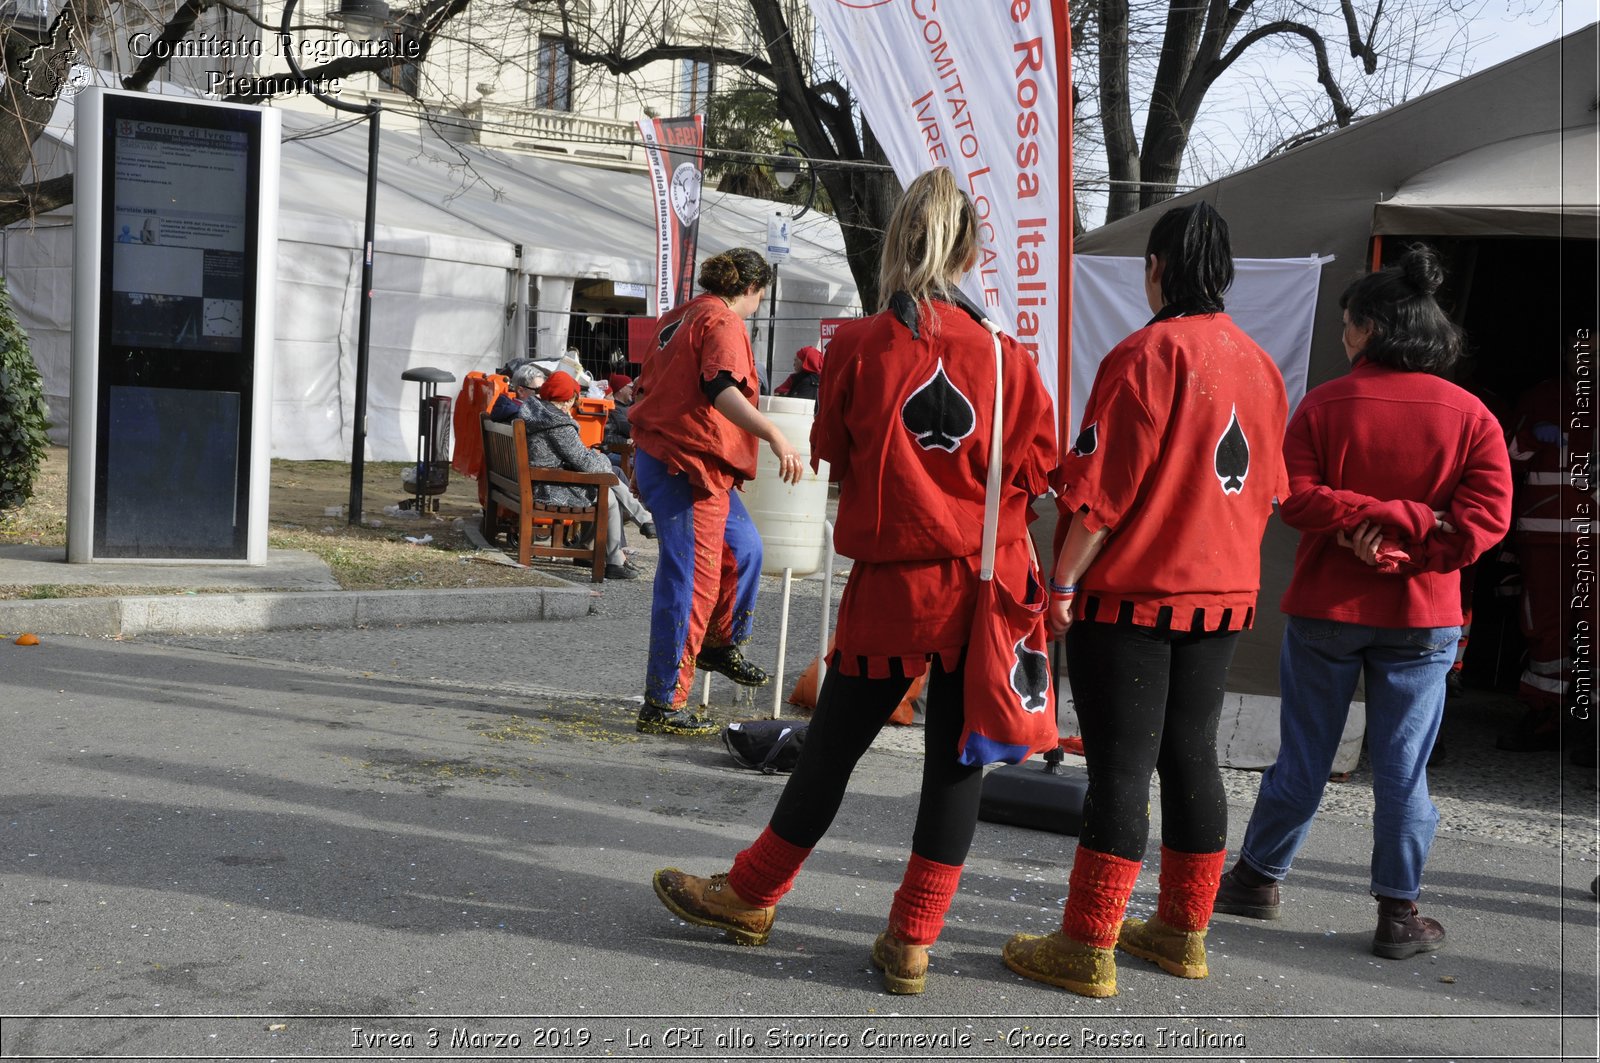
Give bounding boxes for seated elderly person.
[603,373,636,453]
[490,368,653,581]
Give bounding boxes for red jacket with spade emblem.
[1055,312,1288,632]
[815,294,1057,676]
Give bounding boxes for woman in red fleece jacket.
[1215,246,1512,961]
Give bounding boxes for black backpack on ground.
[721,719,809,774]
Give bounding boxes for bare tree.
[0,0,481,228]
[1087,0,1503,223]
[547,0,898,310]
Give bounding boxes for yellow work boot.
[652,868,775,946]
[870,930,930,995]
[1002,931,1118,998]
[1117,915,1209,978]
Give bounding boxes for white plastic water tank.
[744,395,830,576]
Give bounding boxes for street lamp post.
[280,0,387,525]
[764,143,816,384]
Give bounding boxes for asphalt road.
[2,602,1596,1061]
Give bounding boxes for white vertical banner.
[807,0,1072,433]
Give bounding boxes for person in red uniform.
[1214,246,1513,960]
[649,167,1056,994]
[629,248,803,736]
[1002,202,1288,999]
[1496,328,1596,755]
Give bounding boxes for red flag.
[637,116,705,315]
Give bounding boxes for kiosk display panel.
[69,89,279,562]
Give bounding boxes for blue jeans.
[1239,616,1459,900]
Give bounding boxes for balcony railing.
[427,99,643,168]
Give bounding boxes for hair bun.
[1399,245,1445,296]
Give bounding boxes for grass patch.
[3,447,573,595]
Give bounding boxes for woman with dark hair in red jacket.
[1214,245,1512,961]
[1003,201,1288,998]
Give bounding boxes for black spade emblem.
[1072,421,1099,457]
[1214,406,1250,494]
[1010,638,1051,713]
[656,317,683,349]
[901,359,975,452]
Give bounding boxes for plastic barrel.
[744,395,830,576]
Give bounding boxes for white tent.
[6,98,861,461]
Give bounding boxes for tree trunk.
[1096,0,1140,224]
[748,0,897,310]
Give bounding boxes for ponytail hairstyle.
[877,166,982,318]
[1339,244,1462,375]
[1144,200,1234,315]
[699,248,773,299]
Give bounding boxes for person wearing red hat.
[489,367,650,580]
[773,346,823,401]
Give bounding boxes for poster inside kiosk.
[68,89,280,563]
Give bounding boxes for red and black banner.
[638,115,705,315]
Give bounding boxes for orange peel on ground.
[14,633,40,646]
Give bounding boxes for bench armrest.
[530,467,620,488]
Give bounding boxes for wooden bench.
[479,414,617,583]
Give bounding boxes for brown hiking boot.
[871,930,930,995]
[1117,915,1209,978]
[652,869,774,946]
[1002,931,1118,998]
[1213,866,1281,921]
[1372,896,1445,959]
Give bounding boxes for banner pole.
[765,264,780,389]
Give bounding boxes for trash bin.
[400,366,456,513]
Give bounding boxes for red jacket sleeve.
[810,341,853,479]
[1415,417,1513,574]
[1277,410,1438,539]
[1001,334,1057,497]
[1055,373,1160,534]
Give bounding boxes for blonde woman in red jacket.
[650,166,1056,996]
[1215,246,1513,960]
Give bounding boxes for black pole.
[347,111,380,524]
[279,0,383,526]
[765,262,779,392]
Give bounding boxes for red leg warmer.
[888,853,964,946]
[1157,847,1227,932]
[727,825,812,908]
[1060,846,1142,949]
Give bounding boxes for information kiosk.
[67,89,280,563]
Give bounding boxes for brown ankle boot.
[871,930,930,994]
[1117,915,1209,978]
[1002,930,1118,997]
[1372,896,1445,959]
[652,868,775,946]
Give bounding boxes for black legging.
[769,653,985,866]
[1065,619,1239,861]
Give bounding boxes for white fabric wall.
[534,276,575,361]
[8,214,514,462]
[2,223,73,434]
[1070,255,1330,435]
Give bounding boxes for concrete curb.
[0,584,596,638]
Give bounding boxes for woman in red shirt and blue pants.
[1215,246,1513,959]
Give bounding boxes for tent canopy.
[1373,124,1599,239]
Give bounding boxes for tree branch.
[122,0,211,91]
[0,174,74,226]
[1208,20,1354,126]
